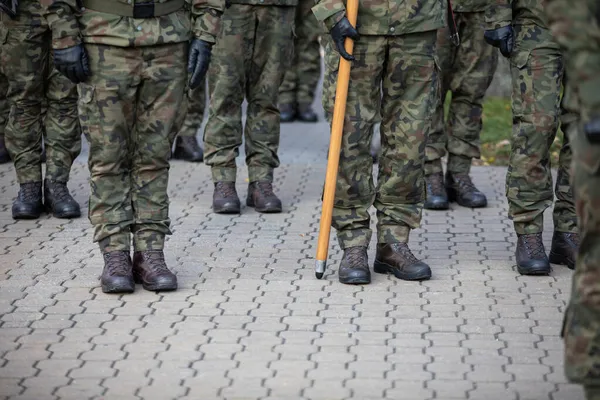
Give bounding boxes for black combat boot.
[133,251,178,292]
[339,246,371,284]
[44,179,81,219]
[279,103,296,123]
[549,231,579,270]
[213,181,241,214]
[424,172,449,210]
[247,181,282,213]
[516,233,551,275]
[12,182,44,220]
[374,243,432,281]
[172,136,204,162]
[446,171,487,208]
[0,135,10,164]
[296,103,318,122]
[101,251,135,294]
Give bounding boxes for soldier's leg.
[0,73,9,163]
[278,4,299,121]
[507,26,563,275]
[173,82,205,162]
[80,44,138,254]
[203,4,251,183]
[423,24,454,210]
[322,35,384,284]
[373,31,438,281]
[244,6,294,183]
[444,12,497,208]
[294,0,321,121]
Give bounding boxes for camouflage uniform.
[486,0,577,236]
[0,0,80,184]
[178,82,206,139]
[279,0,321,108]
[425,0,498,176]
[546,0,600,396]
[313,0,444,248]
[43,0,224,252]
[0,73,7,148]
[203,1,297,184]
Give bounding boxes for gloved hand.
[188,38,212,90]
[330,16,359,61]
[53,44,91,84]
[484,25,514,58]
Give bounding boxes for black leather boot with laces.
[516,233,551,275]
[213,182,241,214]
[101,251,135,294]
[339,246,371,284]
[549,231,579,270]
[12,182,43,220]
[424,172,449,210]
[133,251,178,292]
[374,243,432,281]
[44,179,81,219]
[173,136,204,162]
[247,181,282,213]
[446,172,487,208]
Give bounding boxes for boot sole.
[134,277,177,292]
[246,199,282,213]
[374,260,432,281]
[213,202,241,214]
[447,187,487,208]
[12,212,42,220]
[339,276,371,285]
[424,201,449,210]
[102,283,135,294]
[516,266,551,276]
[549,250,575,270]
[46,204,81,219]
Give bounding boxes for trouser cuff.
[133,231,166,251]
[447,154,472,174]
[514,219,544,235]
[377,224,410,244]
[337,229,372,250]
[211,167,237,183]
[248,167,274,183]
[424,159,444,175]
[98,233,131,253]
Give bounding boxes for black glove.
[330,16,359,61]
[53,44,91,84]
[484,26,514,58]
[188,38,212,90]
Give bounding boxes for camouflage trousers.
[0,74,7,139]
[278,0,321,106]
[0,3,80,184]
[203,4,295,183]
[424,11,498,175]
[506,23,576,235]
[177,79,206,138]
[546,0,600,392]
[78,43,187,253]
[322,32,439,249]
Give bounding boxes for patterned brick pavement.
[0,116,584,399]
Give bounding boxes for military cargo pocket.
[511,48,530,70]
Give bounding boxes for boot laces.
[104,252,131,276]
[256,182,275,197]
[215,182,237,198]
[427,173,445,196]
[522,234,546,259]
[141,251,170,274]
[345,247,367,267]
[563,232,580,247]
[19,182,41,202]
[49,182,73,203]
[452,173,478,193]
[389,243,420,265]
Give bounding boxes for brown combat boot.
[424,172,449,210]
[549,231,579,270]
[101,251,135,294]
[12,182,44,220]
[173,136,204,162]
[133,251,177,292]
[44,179,81,219]
[338,246,371,284]
[446,172,487,208]
[516,233,550,275]
[213,182,241,214]
[374,243,432,281]
[247,181,282,213]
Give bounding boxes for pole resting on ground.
[314,0,359,280]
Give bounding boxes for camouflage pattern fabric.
[425,11,498,175]
[0,0,80,184]
[546,0,600,393]
[279,0,321,106]
[0,73,7,139]
[485,0,549,30]
[178,80,206,138]
[42,0,224,49]
[312,0,444,34]
[78,43,188,253]
[321,31,439,249]
[203,4,296,183]
[487,2,577,235]
[451,0,488,13]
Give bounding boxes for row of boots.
[213,181,282,214]
[101,251,177,293]
[12,180,80,220]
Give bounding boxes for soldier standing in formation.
[545,1,600,397]
[424,0,497,211]
[203,0,296,214]
[0,74,9,163]
[484,0,579,276]
[279,0,321,123]
[313,0,444,284]
[43,0,223,293]
[0,0,81,221]
[172,81,207,163]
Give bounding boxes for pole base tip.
[315,260,326,280]
[315,272,324,279]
